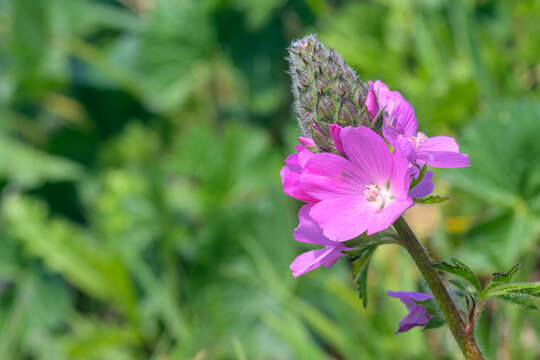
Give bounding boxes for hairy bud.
[287,34,371,149]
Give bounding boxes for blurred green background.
[0,0,539,359]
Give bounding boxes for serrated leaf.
[483,264,521,295]
[493,294,538,310]
[485,282,540,298]
[492,263,521,284]
[347,246,376,308]
[432,258,482,292]
[413,194,450,204]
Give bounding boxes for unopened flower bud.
[288,34,370,139]
[317,96,335,118]
[332,81,348,98]
[300,92,315,108]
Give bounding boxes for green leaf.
[413,195,450,204]
[483,264,521,295]
[1,194,136,319]
[0,135,84,189]
[485,282,540,298]
[432,258,482,292]
[493,294,537,310]
[346,246,376,308]
[410,164,427,190]
[492,263,521,284]
[423,315,446,330]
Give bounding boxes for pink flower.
[290,205,351,277]
[280,138,318,203]
[367,80,470,169]
[299,126,413,241]
[387,290,434,334]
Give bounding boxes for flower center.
[364,183,394,209]
[407,132,428,149]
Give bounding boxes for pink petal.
[365,80,379,120]
[294,205,338,245]
[298,136,316,147]
[281,153,318,203]
[417,136,470,168]
[365,198,413,235]
[373,80,390,94]
[309,195,371,241]
[389,148,412,198]
[289,246,344,278]
[298,146,315,168]
[418,151,470,168]
[330,124,345,155]
[420,136,459,153]
[340,126,392,183]
[300,153,368,200]
[377,88,417,138]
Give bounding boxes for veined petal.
[418,151,470,168]
[389,148,412,198]
[378,90,417,137]
[300,153,367,200]
[309,195,370,241]
[365,198,413,235]
[294,205,339,245]
[289,246,344,278]
[341,126,392,183]
[420,136,459,153]
[373,80,390,94]
[280,163,317,203]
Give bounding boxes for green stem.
[393,217,484,360]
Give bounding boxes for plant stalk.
[393,217,484,360]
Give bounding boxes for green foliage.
[410,164,427,190]
[445,101,540,271]
[347,246,376,308]
[0,0,539,359]
[432,258,482,292]
[0,135,84,189]
[483,263,521,294]
[485,282,540,311]
[413,195,450,205]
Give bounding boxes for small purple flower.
[366,80,470,169]
[299,126,413,241]
[387,290,434,334]
[408,166,434,199]
[290,205,352,277]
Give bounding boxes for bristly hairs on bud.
[287,34,371,152]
